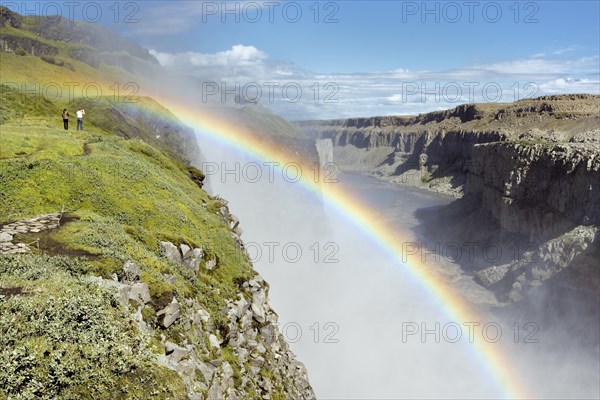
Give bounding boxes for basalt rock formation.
[298,95,600,304]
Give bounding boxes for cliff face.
[299,95,600,303]
[0,9,318,398]
[467,142,600,239]
[0,86,314,398]
[462,142,599,303]
[0,5,158,75]
[298,94,599,161]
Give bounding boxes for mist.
[186,126,599,399]
[2,2,597,398]
[125,25,600,398]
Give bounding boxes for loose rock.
[157,301,181,328]
[159,241,182,264]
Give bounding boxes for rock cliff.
[298,95,600,303]
[0,82,315,398]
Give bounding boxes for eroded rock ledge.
[91,258,314,400]
[299,95,600,304]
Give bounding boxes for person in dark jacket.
[62,109,69,130]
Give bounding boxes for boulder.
[164,341,190,363]
[260,323,276,346]
[222,361,234,384]
[249,365,261,377]
[0,232,13,242]
[183,248,203,270]
[208,376,222,400]
[218,206,229,222]
[229,215,244,236]
[240,310,253,330]
[129,283,151,305]
[248,276,264,291]
[157,301,181,328]
[196,307,211,324]
[205,257,217,271]
[251,290,267,323]
[256,343,266,354]
[229,216,239,231]
[235,296,249,317]
[122,261,141,282]
[249,354,265,368]
[237,347,249,362]
[209,334,220,349]
[89,277,131,307]
[198,361,217,383]
[180,244,191,257]
[159,241,182,264]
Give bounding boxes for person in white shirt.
[76,108,85,130]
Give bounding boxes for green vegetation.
[1,8,157,79]
[0,81,254,397]
[0,254,188,399]
[0,8,308,396]
[420,170,432,184]
[0,84,58,124]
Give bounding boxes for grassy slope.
[0,25,140,82]
[0,86,255,398]
[0,13,307,397]
[0,18,148,111]
[1,15,308,146]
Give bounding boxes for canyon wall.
[298,95,600,302]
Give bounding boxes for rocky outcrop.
[458,142,600,301]
[1,218,314,399]
[144,204,314,398]
[298,95,600,195]
[300,95,600,304]
[475,225,599,302]
[89,259,315,399]
[466,142,600,240]
[0,6,22,28]
[0,34,59,57]
[0,207,315,399]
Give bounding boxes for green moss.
[222,346,243,387]
[0,254,187,399]
[421,170,432,184]
[142,305,158,327]
[270,387,287,400]
[0,85,257,397]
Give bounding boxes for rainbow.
[134,93,530,399]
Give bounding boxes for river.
[200,142,599,399]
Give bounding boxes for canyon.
[299,95,600,305]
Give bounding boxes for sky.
[6,0,600,119]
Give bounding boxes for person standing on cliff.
[76,108,85,131]
[62,109,69,130]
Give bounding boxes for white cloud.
[152,44,600,120]
[151,45,267,68]
[471,56,599,76]
[538,78,600,94]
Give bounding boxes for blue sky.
[123,0,600,73]
[5,1,599,118]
